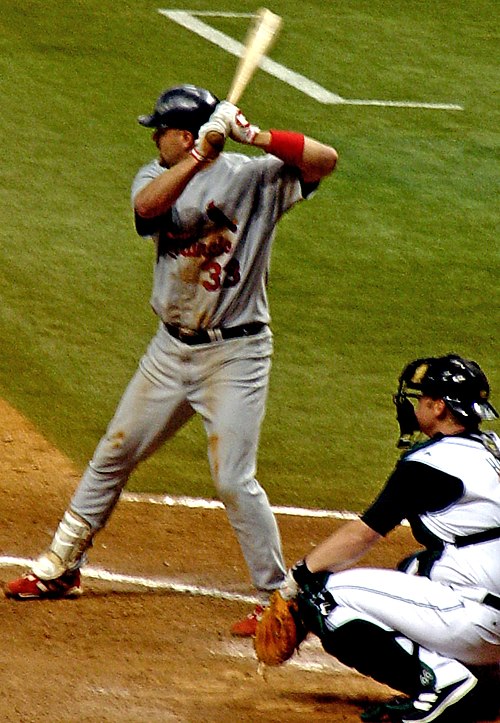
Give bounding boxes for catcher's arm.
[304,518,381,573]
[281,518,381,601]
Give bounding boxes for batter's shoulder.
[131,159,165,202]
[134,158,164,181]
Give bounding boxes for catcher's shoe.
[4,569,83,600]
[379,672,477,723]
[230,604,265,637]
[361,698,405,721]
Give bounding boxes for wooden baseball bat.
[206,8,282,150]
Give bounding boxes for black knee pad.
[320,619,433,696]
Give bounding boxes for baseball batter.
[281,354,500,722]
[6,85,338,634]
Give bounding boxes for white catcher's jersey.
[406,435,500,595]
[131,153,308,329]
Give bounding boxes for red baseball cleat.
[4,569,83,600]
[230,604,265,637]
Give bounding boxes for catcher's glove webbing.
[254,591,307,666]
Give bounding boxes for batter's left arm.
[212,101,338,183]
[253,131,338,183]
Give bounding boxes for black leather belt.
[483,593,500,611]
[165,322,265,345]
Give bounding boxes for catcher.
[255,354,500,723]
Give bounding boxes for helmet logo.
[411,363,428,384]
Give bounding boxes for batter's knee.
[90,429,144,475]
[214,475,264,506]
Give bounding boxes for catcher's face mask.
[393,358,429,449]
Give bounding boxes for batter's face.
[153,127,194,167]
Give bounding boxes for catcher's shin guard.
[32,509,93,580]
[320,619,435,697]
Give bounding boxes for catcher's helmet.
[138,84,219,134]
[394,354,498,446]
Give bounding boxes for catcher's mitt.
[254,590,306,666]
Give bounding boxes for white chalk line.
[158,9,463,110]
[121,491,410,527]
[121,491,360,520]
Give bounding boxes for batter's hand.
[216,101,260,145]
[192,114,229,163]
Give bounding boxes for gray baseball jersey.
[131,152,308,329]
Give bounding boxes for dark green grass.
[0,0,498,511]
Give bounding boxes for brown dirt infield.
[0,399,497,722]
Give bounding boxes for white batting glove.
[212,100,237,125]
[191,115,228,163]
[280,568,300,601]
[215,100,260,145]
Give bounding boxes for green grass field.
[1,0,498,511]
